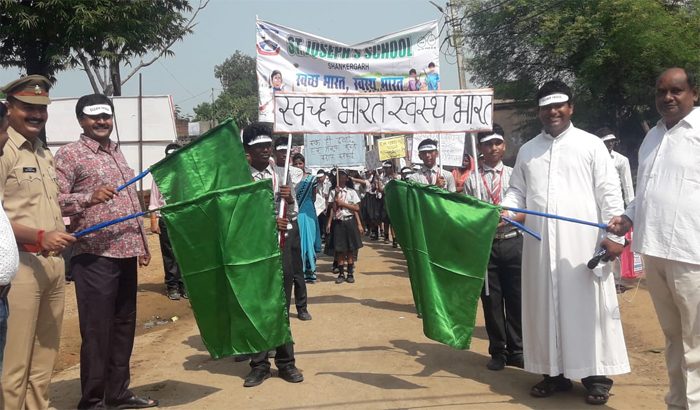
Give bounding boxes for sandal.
[585,384,610,405]
[530,375,573,398]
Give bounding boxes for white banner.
[256,19,440,122]
[273,90,493,134]
[411,133,466,167]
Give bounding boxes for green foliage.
[0,0,198,94]
[461,0,700,139]
[194,51,259,129]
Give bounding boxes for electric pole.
[430,0,468,90]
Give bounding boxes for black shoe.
[234,354,251,362]
[346,274,355,283]
[267,350,276,359]
[507,354,524,369]
[335,273,346,284]
[392,240,398,248]
[167,288,180,301]
[298,310,312,321]
[384,236,389,243]
[244,368,271,387]
[179,287,189,299]
[106,395,159,409]
[487,355,507,371]
[278,365,304,383]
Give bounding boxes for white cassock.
[501,124,631,379]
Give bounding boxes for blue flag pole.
[117,169,151,192]
[501,206,608,230]
[73,208,159,238]
[502,216,541,241]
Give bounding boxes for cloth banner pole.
[470,132,488,296]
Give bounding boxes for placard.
[365,148,382,170]
[411,133,466,167]
[378,136,406,161]
[256,19,439,122]
[274,90,493,134]
[303,134,365,167]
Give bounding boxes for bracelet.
[36,230,46,246]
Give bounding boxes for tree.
[194,51,259,129]
[0,0,208,95]
[460,0,700,140]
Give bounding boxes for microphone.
[587,239,630,269]
[587,247,608,269]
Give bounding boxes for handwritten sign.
[365,148,382,170]
[411,133,466,167]
[378,136,406,161]
[303,134,365,167]
[274,90,494,134]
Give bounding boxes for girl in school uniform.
[325,169,363,284]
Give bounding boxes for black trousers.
[317,210,328,238]
[250,222,301,371]
[158,219,183,289]
[72,254,138,409]
[480,233,523,359]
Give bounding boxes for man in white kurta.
[608,68,700,410]
[501,81,629,404]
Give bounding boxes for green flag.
[150,118,251,204]
[384,180,500,350]
[150,119,291,358]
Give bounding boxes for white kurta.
[501,124,630,379]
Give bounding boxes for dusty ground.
[49,234,668,409]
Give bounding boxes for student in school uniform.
[242,123,304,387]
[464,124,525,372]
[376,161,398,248]
[407,139,457,192]
[326,170,363,284]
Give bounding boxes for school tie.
[489,169,501,205]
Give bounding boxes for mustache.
[25,117,44,122]
[94,124,110,129]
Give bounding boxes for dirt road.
[49,234,668,409]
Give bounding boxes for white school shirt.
[407,165,456,192]
[624,107,700,265]
[328,187,360,220]
[610,150,635,206]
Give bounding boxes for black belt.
[494,230,520,240]
[0,284,10,298]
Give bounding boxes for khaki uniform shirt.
[0,127,65,235]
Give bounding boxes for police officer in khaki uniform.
[0,76,76,410]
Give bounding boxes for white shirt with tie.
[407,165,456,192]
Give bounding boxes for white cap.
[83,104,113,116]
[600,134,617,142]
[538,93,569,107]
[247,135,273,145]
[418,144,438,152]
[479,133,504,143]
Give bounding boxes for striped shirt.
[464,162,516,234]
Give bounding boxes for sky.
[0,0,465,118]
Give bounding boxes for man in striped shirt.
[464,124,525,371]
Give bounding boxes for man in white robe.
[501,80,629,405]
[608,68,700,410]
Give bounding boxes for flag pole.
[501,206,608,230]
[117,169,151,192]
[502,216,541,241]
[73,209,157,238]
[469,132,488,295]
[278,133,293,248]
